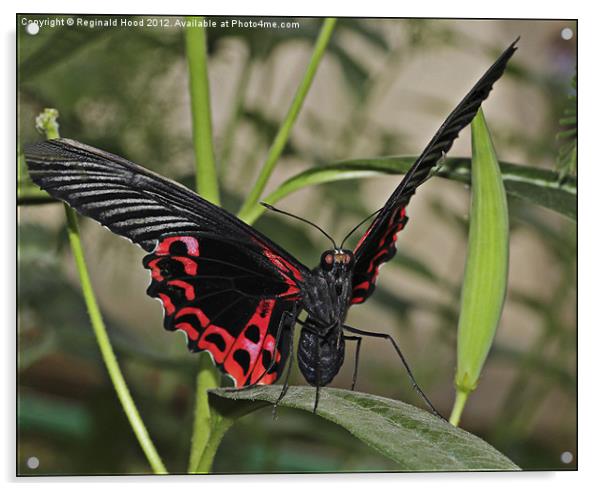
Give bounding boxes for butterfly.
[25,39,517,416]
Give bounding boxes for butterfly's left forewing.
[25,139,310,386]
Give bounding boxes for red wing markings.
[168,298,283,387]
[254,238,304,300]
[222,299,281,386]
[167,280,196,301]
[197,323,236,364]
[354,223,374,252]
[249,332,280,385]
[351,282,370,304]
[144,235,289,387]
[158,293,176,314]
[352,208,408,304]
[171,257,198,275]
[155,236,200,256]
[147,236,200,281]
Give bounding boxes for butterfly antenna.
[261,202,337,250]
[339,207,383,250]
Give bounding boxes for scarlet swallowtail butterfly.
[25,39,517,416]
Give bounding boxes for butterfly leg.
[313,339,321,414]
[343,324,445,420]
[272,329,296,419]
[296,316,337,340]
[343,335,362,391]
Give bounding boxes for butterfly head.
[320,249,355,298]
[320,249,355,273]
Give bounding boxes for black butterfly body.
[25,40,517,414]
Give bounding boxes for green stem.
[18,182,55,205]
[18,195,57,205]
[64,208,167,473]
[18,146,27,194]
[237,17,337,222]
[185,16,220,205]
[188,353,220,473]
[194,418,234,473]
[449,389,469,427]
[184,20,225,473]
[35,108,167,474]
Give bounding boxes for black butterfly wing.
[24,139,310,386]
[351,39,518,304]
[25,139,301,257]
[143,234,298,386]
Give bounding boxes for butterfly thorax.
[300,249,355,327]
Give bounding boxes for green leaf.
[555,73,577,180]
[210,386,519,471]
[20,153,576,223]
[241,155,575,224]
[450,110,509,426]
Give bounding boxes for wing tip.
[502,36,520,63]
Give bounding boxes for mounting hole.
[25,22,40,35]
[560,451,574,464]
[27,456,40,469]
[561,27,574,41]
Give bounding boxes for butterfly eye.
[321,253,334,270]
[341,252,355,269]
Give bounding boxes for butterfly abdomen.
[297,326,345,386]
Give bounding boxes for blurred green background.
[17,15,576,474]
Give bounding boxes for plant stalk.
[184,18,225,473]
[185,16,220,205]
[64,208,167,473]
[449,389,469,427]
[35,109,167,474]
[188,353,221,473]
[237,17,337,222]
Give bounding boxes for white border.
[5,1,594,489]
